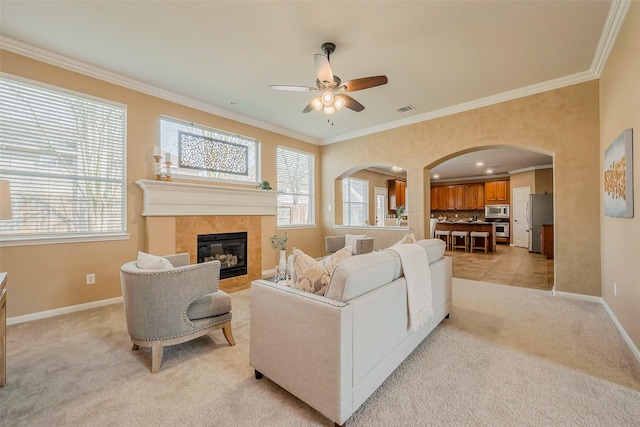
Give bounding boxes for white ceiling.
[0,1,618,179]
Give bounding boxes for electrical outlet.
[86,273,96,285]
[613,282,617,296]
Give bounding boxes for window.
[160,116,259,184]
[276,147,314,226]
[0,76,127,243]
[342,178,369,226]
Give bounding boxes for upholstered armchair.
[120,253,235,373]
[325,234,374,255]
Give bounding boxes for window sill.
[0,232,131,247]
[277,224,317,230]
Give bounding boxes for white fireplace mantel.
[136,179,277,216]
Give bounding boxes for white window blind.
[277,147,314,226]
[0,76,127,241]
[342,178,368,226]
[160,116,259,184]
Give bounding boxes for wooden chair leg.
[151,342,163,373]
[223,321,236,346]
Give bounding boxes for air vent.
[395,104,415,113]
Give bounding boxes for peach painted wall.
[0,50,323,317]
[321,81,601,296]
[599,2,640,350]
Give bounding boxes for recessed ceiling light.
[476,162,484,167]
[486,169,494,174]
[433,174,440,179]
[391,166,403,172]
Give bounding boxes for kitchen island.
[434,221,497,252]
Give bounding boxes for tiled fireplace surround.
[136,179,277,293]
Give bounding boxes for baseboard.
[553,290,602,303]
[554,291,640,364]
[601,298,640,364]
[7,296,123,326]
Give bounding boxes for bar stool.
[470,231,490,253]
[434,229,451,250]
[451,230,469,252]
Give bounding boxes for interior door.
[512,186,531,247]
[375,187,387,226]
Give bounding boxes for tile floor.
[446,244,554,290]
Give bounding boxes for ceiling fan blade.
[302,101,314,113]
[314,54,334,85]
[341,94,365,112]
[269,85,316,92]
[340,75,388,92]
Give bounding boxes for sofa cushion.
[324,250,399,302]
[136,251,173,270]
[398,232,417,244]
[320,246,352,275]
[292,249,330,295]
[187,290,232,321]
[292,247,352,295]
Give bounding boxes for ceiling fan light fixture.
[311,97,323,111]
[322,91,334,105]
[323,104,336,115]
[334,95,346,110]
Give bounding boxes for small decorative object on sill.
[259,180,272,190]
[153,147,173,181]
[286,251,295,280]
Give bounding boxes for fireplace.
[197,232,247,279]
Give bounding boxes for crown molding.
[509,164,553,175]
[590,0,632,77]
[0,36,319,146]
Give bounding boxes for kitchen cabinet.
[431,183,485,211]
[464,184,485,210]
[388,179,406,214]
[485,180,509,204]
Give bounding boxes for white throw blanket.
[389,243,434,331]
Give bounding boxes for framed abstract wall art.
[604,128,633,218]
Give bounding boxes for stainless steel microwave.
[485,204,510,219]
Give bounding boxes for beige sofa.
[250,239,452,426]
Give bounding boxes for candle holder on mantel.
[153,153,173,181]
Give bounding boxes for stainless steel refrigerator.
[527,194,553,253]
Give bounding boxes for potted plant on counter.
[395,205,406,225]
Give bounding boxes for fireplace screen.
[197,232,247,279]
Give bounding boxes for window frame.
[342,177,369,226]
[0,74,129,247]
[276,146,315,228]
[159,116,260,186]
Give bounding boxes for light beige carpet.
[2,278,639,426]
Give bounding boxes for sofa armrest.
[325,235,346,253]
[250,280,353,425]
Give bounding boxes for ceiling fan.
[269,42,388,114]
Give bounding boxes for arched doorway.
[425,146,555,291]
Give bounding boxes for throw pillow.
[291,249,330,295]
[136,251,173,270]
[398,232,417,244]
[320,246,352,275]
[344,233,366,250]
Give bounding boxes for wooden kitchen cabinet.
[464,183,485,210]
[431,183,484,211]
[388,179,406,214]
[485,180,510,204]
